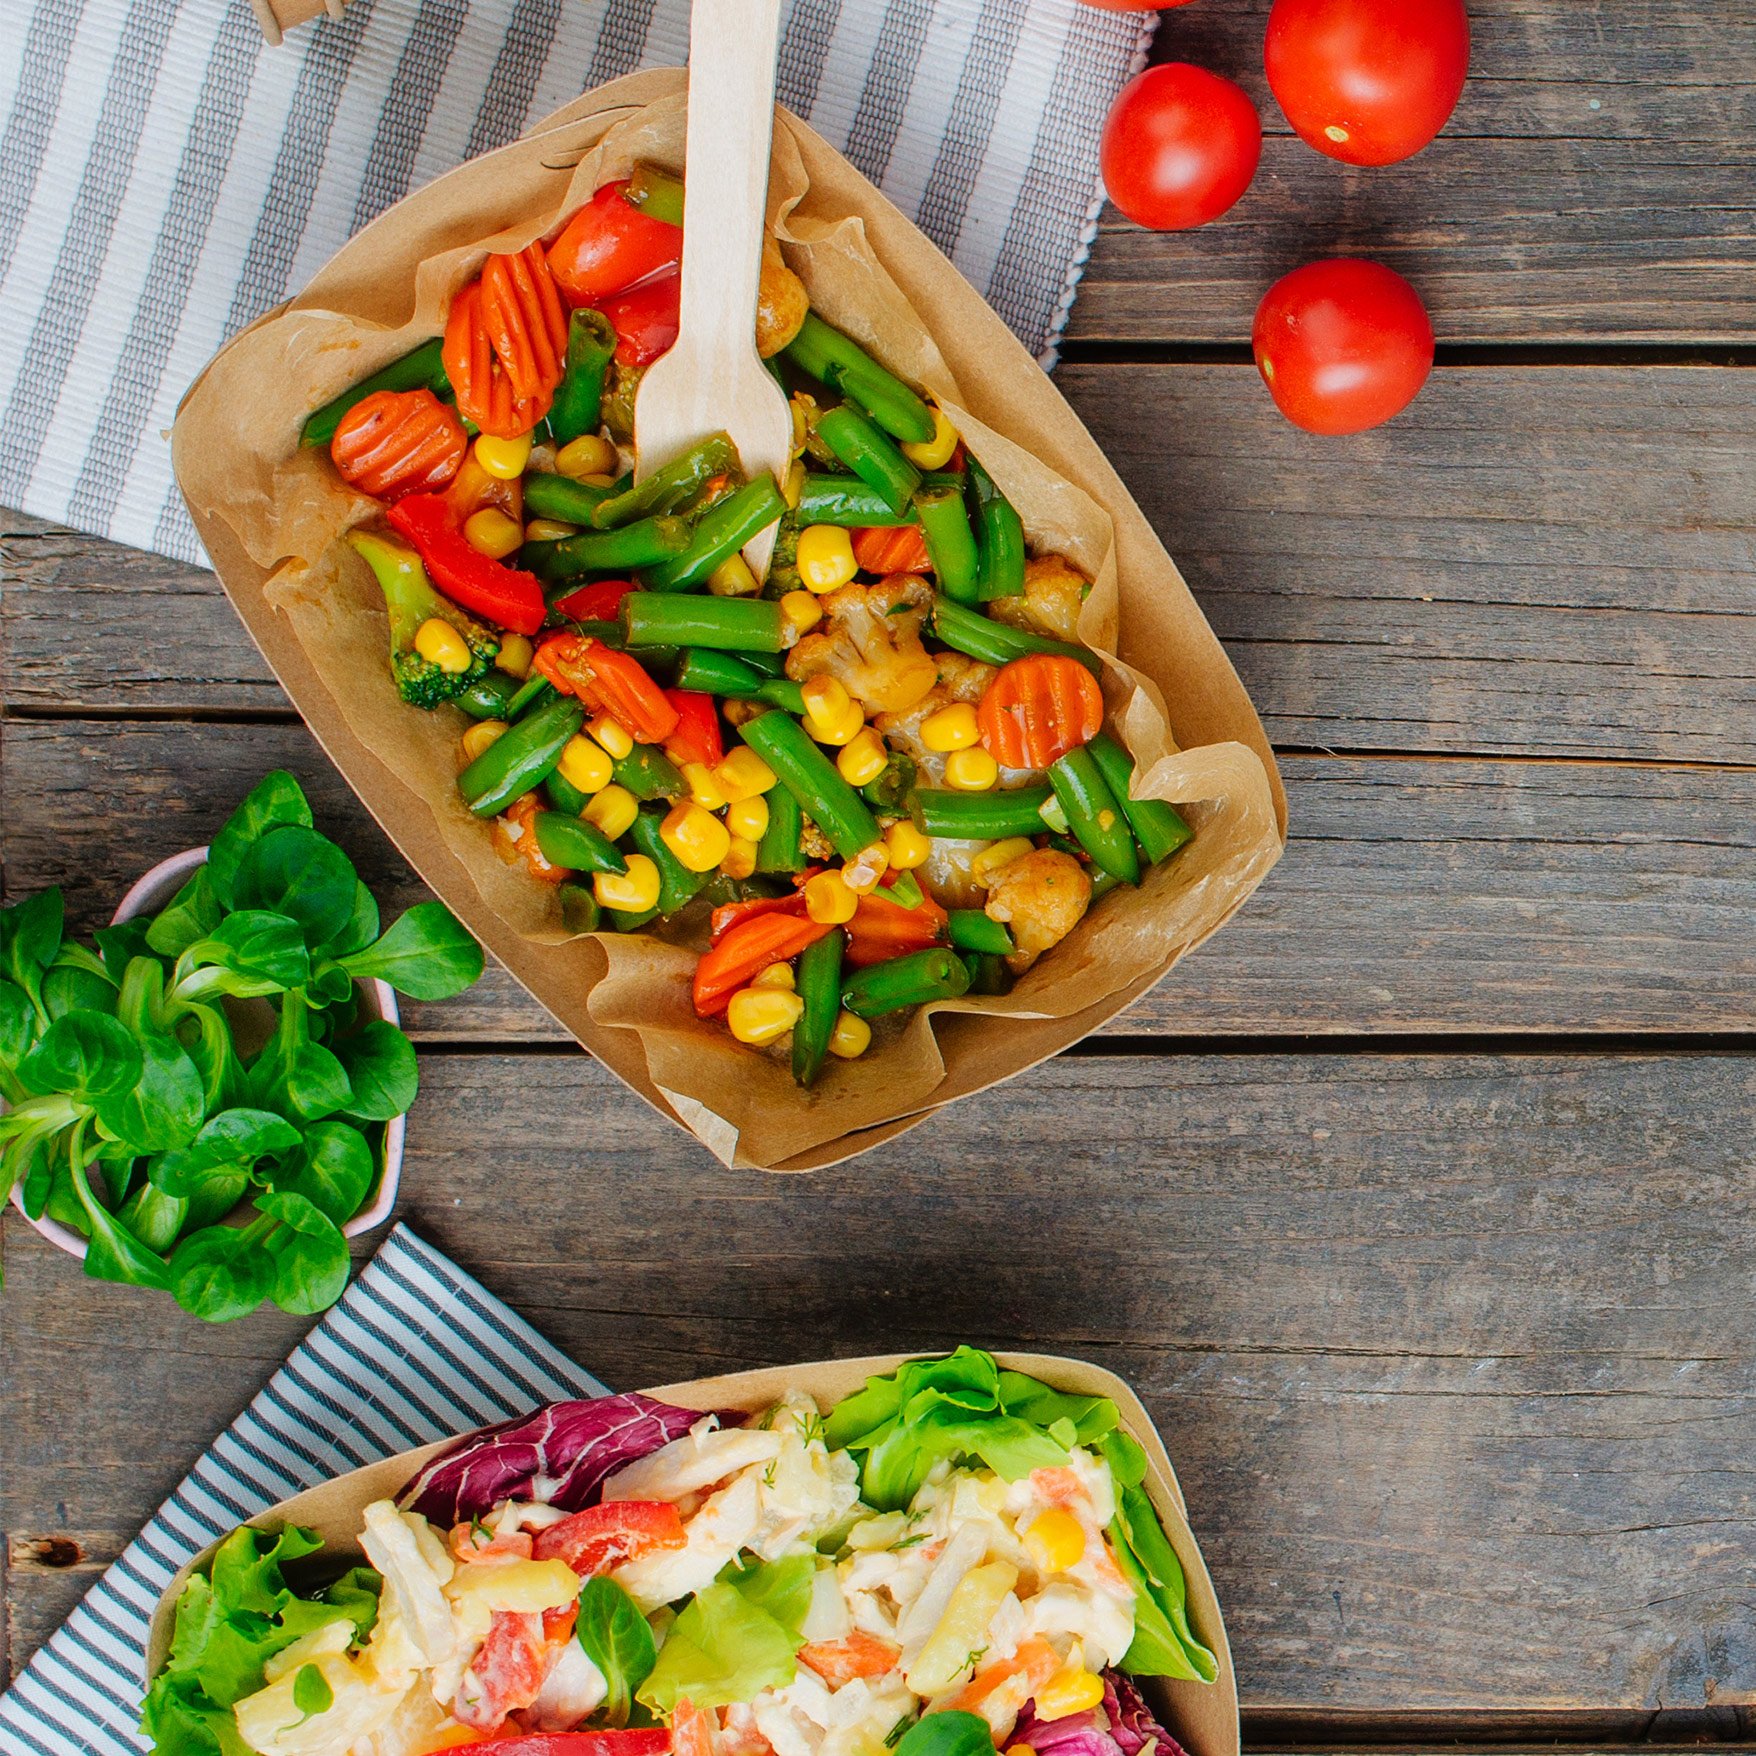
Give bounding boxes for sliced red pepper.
[385,494,546,636]
[694,913,834,1017]
[552,577,637,623]
[535,633,679,745]
[466,1733,673,1756]
[598,271,680,369]
[844,888,947,970]
[663,690,724,770]
[532,1500,687,1576]
[710,890,808,945]
[548,181,683,309]
[541,1602,579,1646]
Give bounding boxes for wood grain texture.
[1071,2,1756,346]
[6,1048,1755,1708]
[5,717,1752,1039]
[10,365,1752,762]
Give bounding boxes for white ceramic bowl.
[8,846,405,1256]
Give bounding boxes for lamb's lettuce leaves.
[575,1576,658,1726]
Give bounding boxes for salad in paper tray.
[142,1351,1222,1756]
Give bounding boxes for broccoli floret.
[347,529,499,710]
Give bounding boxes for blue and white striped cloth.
[0,0,1152,565]
[0,1226,609,1756]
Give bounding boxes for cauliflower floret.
[875,651,997,784]
[987,554,1088,644]
[786,576,938,716]
[984,851,1092,971]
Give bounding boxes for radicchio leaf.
[398,1393,732,1523]
[1013,1672,1189,1756]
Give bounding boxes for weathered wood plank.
[9,366,1753,762]
[1073,2,1756,345]
[7,1048,1755,1709]
[4,718,1752,1038]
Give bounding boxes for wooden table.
[3,1,1753,1746]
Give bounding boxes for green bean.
[947,910,1015,955]
[791,929,845,1088]
[738,710,881,861]
[914,481,979,604]
[1086,733,1193,866]
[524,470,618,526]
[931,595,1102,677]
[794,474,914,528]
[620,592,788,653]
[965,952,1013,996]
[612,743,686,802]
[301,337,447,446]
[859,750,917,815]
[674,648,806,713]
[558,883,602,935]
[524,516,691,582]
[883,869,926,910]
[545,768,589,815]
[841,946,971,1018]
[546,310,617,448]
[607,903,660,932]
[457,671,520,721]
[629,809,708,916]
[533,811,628,876]
[506,675,555,720]
[755,781,806,873]
[551,616,626,650]
[641,474,788,592]
[603,362,642,445]
[458,696,583,817]
[968,456,1025,602]
[784,314,935,444]
[1048,746,1139,884]
[739,648,786,678]
[624,161,685,227]
[698,872,790,910]
[1088,869,1124,906]
[593,432,738,529]
[816,405,922,514]
[908,785,1055,840]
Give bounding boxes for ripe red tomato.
[1100,64,1261,231]
[1265,0,1469,166]
[1252,259,1434,434]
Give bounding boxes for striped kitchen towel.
[0,1224,609,1756]
[0,0,1151,567]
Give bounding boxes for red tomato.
[1099,64,1261,231]
[1265,0,1469,166]
[598,270,681,368]
[548,180,683,307]
[1252,259,1434,435]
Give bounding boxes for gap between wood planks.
[1058,342,1756,369]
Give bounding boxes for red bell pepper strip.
[454,1609,548,1730]
[552,577,637,623]
[548,181,683,309]
[844,888,946,970]
[465,1733,673,1756]
[694,913,834,1016]
[663,690,724,770]
[535,633,679,745]
[709,889,808,945]
[598,270,681,368]
[385,494,546,636]
[532,1500,687,1576]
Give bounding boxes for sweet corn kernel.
[814,701,864,747]
[583,783,638,842]
[885,819,931,870]
[780,590,823,635]
[415,618,473,674]
[901,405,959,470]
[751,962,796,991]
[945,746,999,791]
[708,554,760,597]
[557,734,613,796]
[721,836,759,881]
[474,431,533,479]
[1035,1667,1105,1720]
[715,746,777,803]
[726,986,805,1046]
[827,1010,872,1060]
[594,853,660,914]
[661,801,732,873]
[802,674,852,730]
[586,715,635,760]
[523,517,578,542]
[725,795,770,843]
[1006,1746,1037,1756]
[682,761,728,812]
[837,728,889,788]
[920,701,980,753]
[460,720,508,763]
[554,434,618,479]
[972,837,1035,885]
[804,870,858,925]
[796,525,858,594]
[842,843,889,895]
[1023,1508,1087,1575]
[463,507,524,560]
[783,458,807,510]
[495,633,534,679]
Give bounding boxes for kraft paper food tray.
[172,68,1286,1174]
[144,1351,1239,1756]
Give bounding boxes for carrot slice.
[672,1700,719,1756]
[482,243,570,405]
[330,388,466,502]
[946,1634,1060,1717]
[797,1631,902,1687]
[975,654,1104,771]
[535,634,679,746]
[694,913,833,1017]
[851,524,930,577]
[444,280,551,438]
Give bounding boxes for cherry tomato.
[1100,63,1261,231]
[1252,259,1434,435]
[1265,0,1469,166]
[548,180,682,307]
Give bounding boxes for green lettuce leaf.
[637,1557,813,1715]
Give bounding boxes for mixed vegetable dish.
[145,1348,1216,1756]
[311,165,1192,1083]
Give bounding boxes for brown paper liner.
[142,1352,1239,1756]
[172,69,1286,1172]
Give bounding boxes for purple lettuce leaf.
[398,1392,733,1523]
[1013,1671,1188,1756]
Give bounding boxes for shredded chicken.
[987,553,1088,644]
[984,850,1092,971]
[786,575,939,716]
